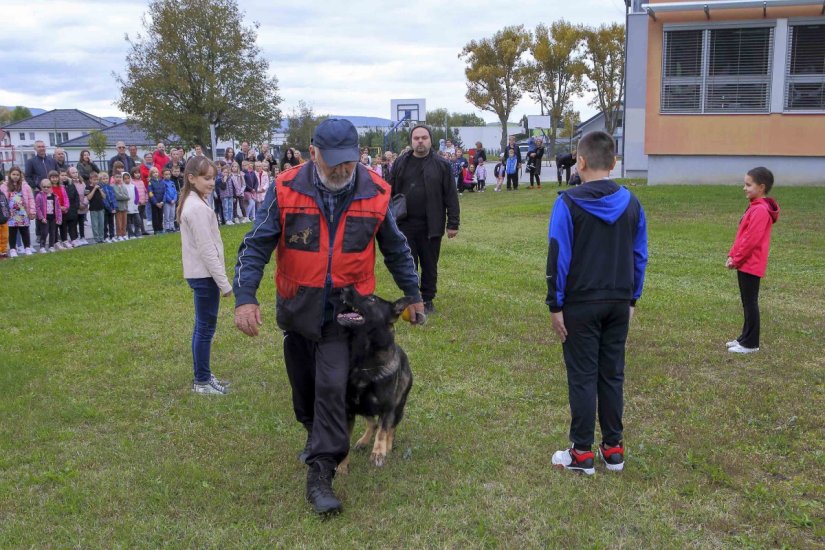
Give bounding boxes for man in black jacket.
[25,140,56,192]
[388,125,460,314]
[556,151,576,185]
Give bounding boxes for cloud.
[3,0,625,122]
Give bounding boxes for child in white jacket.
[178,157,233,395]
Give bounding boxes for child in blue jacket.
[505,148,519,191]
[100,172,118,242]
[162,168,178,232]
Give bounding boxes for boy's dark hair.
[577,131,615,171]
[747,166,774,194]
[162,168,172,175]
[113,160,124,170]
[48,170,59,177]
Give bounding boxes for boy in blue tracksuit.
[505,149,519,190]
[101,174,118,242]
[162,168,178,232]
[546,130,648,475]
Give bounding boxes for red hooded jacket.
[729,197,780,278]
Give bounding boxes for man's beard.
[317,167,354,192]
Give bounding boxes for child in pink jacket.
[725,167,780,354]
[36,178,63,252]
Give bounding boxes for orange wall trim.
[644,6,825,157]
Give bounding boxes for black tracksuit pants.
[283,322,350,469]
[561,301,630,450]
[737,270,761,348]
[398,222,442,303]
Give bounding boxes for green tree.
[448,112,486,127]
[88,130,108,165]
[523,21,587,157]
[557,106,580,155]
[583,23,625,136]
[115,0,281,157]
[460,25,530,150]
[285,101,327,154]
[11,106,31,122]
[0,106,32,125]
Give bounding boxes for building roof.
[1,109,115,131]
[61,121,177,148]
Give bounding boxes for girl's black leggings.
[737,270,761,348]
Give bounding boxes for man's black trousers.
[399,223,442,303]
[557,165,571,185]
[737,270,761,348]
[283,322,350,469]
[561,301,630,450]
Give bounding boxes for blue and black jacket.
[546,179,648,312]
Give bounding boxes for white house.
[1,109,114,168]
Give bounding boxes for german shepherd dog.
[335,287,415,473]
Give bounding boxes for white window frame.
[661,20,776,114]
[784,19,825,112]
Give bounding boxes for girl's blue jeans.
[187,277,220,383]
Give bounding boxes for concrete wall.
[648,155,825,185]
[623,12,649,178]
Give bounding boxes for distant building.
[572,109,624,154]
[60,121,176,166]
[624,0,825,184]
[1,109,114,167]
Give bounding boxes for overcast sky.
[3,0,626,124]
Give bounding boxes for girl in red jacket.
[726,167,780,354]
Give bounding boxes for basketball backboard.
[390,98,426,124]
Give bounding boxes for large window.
[785,24,825,111]
[662,26,774,114]
[49,132,69,146]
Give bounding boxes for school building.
[624,0,825,184]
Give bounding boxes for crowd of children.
[0,149,287,258]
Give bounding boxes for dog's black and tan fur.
[336,287,414,473]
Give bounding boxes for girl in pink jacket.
[1,167,37,256]
[725,167,780,354]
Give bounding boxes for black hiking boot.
[306,462,342,515]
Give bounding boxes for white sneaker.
[8,249,18,258]
[192,378,228,395]
[551,447,596,475]
[25,247,34,256]
[17,245,24,253]
[39,248,48,254]
[242,217,250,223]
[729,344,759,354]
[226,220,234,225]
[725,340,739,348]
[48,247,56,253]
[233,218,240,224]
[65,241,74,249]
[104,238,111,243]
[71,240,80,247]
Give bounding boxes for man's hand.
[447,229,458,239]
[235,303,262,336]
[406,302,425,324]
[551,311,567,343]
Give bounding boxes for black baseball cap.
[312,119,360,166]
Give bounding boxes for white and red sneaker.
[551,447,596,475]
[599,442,625,471]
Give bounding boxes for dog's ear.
[391,296,416,318]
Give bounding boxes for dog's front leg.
[371,427,388,467]
[354,417,377,450]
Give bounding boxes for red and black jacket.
[234,161,420,340]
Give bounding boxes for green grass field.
[2,184,824,548]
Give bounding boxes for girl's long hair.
[176,156,216,223]
[5,166,25,193]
